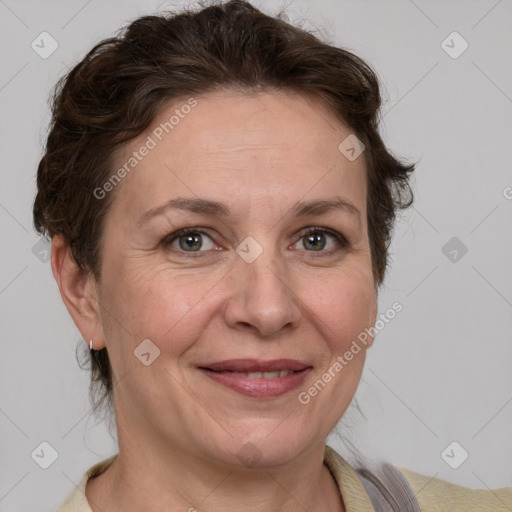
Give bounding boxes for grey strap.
[356,464,421,512]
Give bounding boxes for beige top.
[57,446,512,511]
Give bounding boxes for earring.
[89,339,93,350]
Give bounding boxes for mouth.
[197,359,312,398]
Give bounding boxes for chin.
[204,423,317,470]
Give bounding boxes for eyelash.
[161,226,349,257]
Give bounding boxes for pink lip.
[198,359,312,399]
[200,358,311,372]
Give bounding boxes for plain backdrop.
[0,0,511,510]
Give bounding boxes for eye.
[162,228,218,253]
[292,227,348,253]
[161,226,348,256]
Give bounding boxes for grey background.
[1,0,511,510]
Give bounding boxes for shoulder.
[396,466,512,511]
[57,454,118,512]
[324,445,511,512]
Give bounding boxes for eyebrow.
[137,196,361,226]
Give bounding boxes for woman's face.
[94,90,377,466]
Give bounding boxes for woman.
[33,1,511,510]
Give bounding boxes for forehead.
[109,89,367,219]
[150,89,354,162]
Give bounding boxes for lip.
[200,358,311,373]
[198,359,312,399]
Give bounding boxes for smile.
[221,370,294,379]
[198,359,312,398]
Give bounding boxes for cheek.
[307,271,376,351]
[103,262,217,357]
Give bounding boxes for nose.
[223,247,302,338]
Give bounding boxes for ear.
[51,234,106,350]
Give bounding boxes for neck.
[86,428,345,512]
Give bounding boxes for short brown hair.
[33,0,414,420]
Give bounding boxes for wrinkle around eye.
[162,229,220,253]
[161,227,353,253]
[293,230,345,252]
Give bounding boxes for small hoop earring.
[89,339,93,350]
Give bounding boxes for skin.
[52,89,378,512]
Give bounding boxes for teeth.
[231,370,293,379]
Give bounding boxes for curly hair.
[33,0,414,421]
